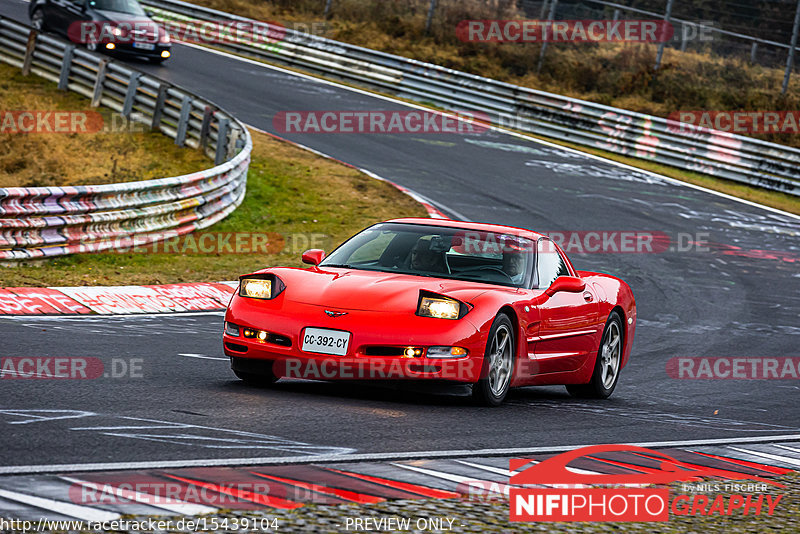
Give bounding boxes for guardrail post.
[783,0,800,94]
[58,45,75,90]
[175,95,192,147]
[323,0,333,18]
[122,72,142,117]
[21,31,37,75]
[655,0,675,71]
[227,128,241,160]
[200,106,214,152]
[750,42,758,63]
[536,0,558,74]
[425,0,437,35]
[151,83,167,131]
[215,118,229,165]
[91,59,109,107]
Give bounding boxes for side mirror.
[144,8,155,17]
[301,249,325,266]
[544,276,586,297]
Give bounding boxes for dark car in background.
[29,0,172,62]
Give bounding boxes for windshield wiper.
[320,263,352,268]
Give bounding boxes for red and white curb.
[0,282,237,316]
[0,442,795,521]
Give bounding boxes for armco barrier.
[0,15,251,260]
[144,0,799,196]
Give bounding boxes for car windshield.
[88,0,146,15]
[319,223,534,288]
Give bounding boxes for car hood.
[264,267,492,312]
[95,10,153,23]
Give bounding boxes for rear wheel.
[472,313,515,406]
[566,311,623,399]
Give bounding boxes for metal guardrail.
[0,15,251,261]
[145,0,799,197]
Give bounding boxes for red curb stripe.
[323,467,460,499]
[249,471,385,504]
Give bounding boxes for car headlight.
[239,274,286,300]
[416,292,468,320]
[111,26,124,37]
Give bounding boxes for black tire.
[472,313,515,406]
[233,367,278,387]
[566,311,623,399]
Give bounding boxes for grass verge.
[0,62,209,188]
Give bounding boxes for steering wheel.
[460,266,515,282]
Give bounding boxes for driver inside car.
[409,238,449,273]
[502,250,525,284]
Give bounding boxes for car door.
[46,0,83,37]
[531,238,600,374]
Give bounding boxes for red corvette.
[223,218,636,405]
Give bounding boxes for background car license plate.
[302,327,350,356]
[133,42,155,50]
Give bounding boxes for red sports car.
[223,218,636,406]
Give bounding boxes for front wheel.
[472,313,515,406]
[233,366,278,387]
[566,311,623,399]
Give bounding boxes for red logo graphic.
[509,444,784,523]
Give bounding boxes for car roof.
[386,218,546,241]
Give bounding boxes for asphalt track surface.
[1,0,799,471]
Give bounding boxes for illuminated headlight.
[239,275,285,300]
[417,295,463,320]
[240,279,272,299]
[160,32,171,43]
[224,322,240,337]
[427,346,468,358]
[111,26,124,36]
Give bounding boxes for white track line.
[392,463,509,496]
[727,446,800,468]
[2,434,799,475]
[0,488,119,521]
[176,40,800,221]
[60,476,217,516]
[179,353,228,361]
[774,444,800,454]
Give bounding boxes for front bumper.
[223,295,486,383]
[99,41,171,59]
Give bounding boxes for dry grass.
[0,63,209,187]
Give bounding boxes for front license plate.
[132,42,155,50]
[302,327,350,356]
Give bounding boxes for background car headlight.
[418,295,461,319]
[240,279,272,299]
